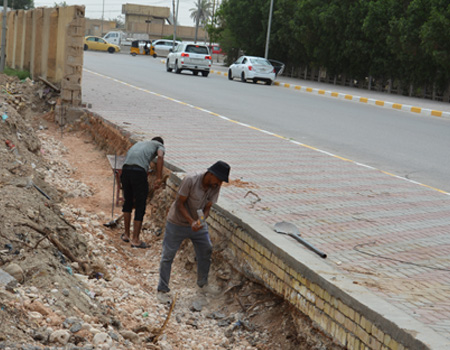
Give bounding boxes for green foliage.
[215,0,450,95]
[162,34,183,41]
[10,0,34,10]
[3,67,31,80]
[113,16,125,29]
[190,0,213,42]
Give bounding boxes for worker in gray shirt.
[120,136,165,248]
[157,160,230,303]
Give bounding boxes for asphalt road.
[83,51,450,193]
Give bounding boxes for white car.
[152,39,180,57]
[228,56,276,85]
[166,43,211,77]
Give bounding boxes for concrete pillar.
[40,8,52,79]
[30,8,44,80]
[61,7,85,106]
[6,11,15,68]
[46,8,58,82]
[23,11,33,71]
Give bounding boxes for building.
[85,19,116,37]
[122,3,206,42]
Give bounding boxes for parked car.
[84,36,120,53]
[166,43,211,77]
[228,56,276,85]
[209,44,223,55]
[152,39,180,57]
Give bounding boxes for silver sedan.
[228,56,276,85]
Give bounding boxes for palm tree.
[190,0,213,43]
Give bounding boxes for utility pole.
[0,0,7,72]
[172,0,179,49]
[101,0,105,36]
[264,0,274,59]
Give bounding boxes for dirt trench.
[0,74,344,350]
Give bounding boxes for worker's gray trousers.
[157,221,212,293]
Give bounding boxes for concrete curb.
[207,67,450,120]
[272,82,450,119]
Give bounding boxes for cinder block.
[323,290,331,303]
[383,333,391,347]
[354,312,360,325]
[335,324,348,346]
[344,317,356,334]
[346,333,356,350]
[304,290,316,303]
[331,296,339,308]
[388,338,399,350]
[315,285,324,299]
[355,324,370,344]
[338,300,355,320]
[316,297,325,310]
[371,325,385,343]
[323,302,332,317]
[335,310,346,324]
[317,312,329,330]
[369,337,383,350]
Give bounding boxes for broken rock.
[49,329,70,345]
[3,263,24,283]
[0,268,17,289]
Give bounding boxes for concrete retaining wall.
[0,6,85,106]
[81,111,445,350]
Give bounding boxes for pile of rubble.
[0,74,344,350]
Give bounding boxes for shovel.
[274,221,327,259]
[103,213,124,228]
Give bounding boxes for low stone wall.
[82,111,444,350]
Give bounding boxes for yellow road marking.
[431,110,442,117]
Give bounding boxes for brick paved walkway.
[82,69,450,347]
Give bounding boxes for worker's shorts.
[120,165,148,221]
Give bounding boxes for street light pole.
[172,0,179,48]
[101,0,105,36]
[264,0,274,59]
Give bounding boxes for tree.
[113,15,125,29]
[420,1,450,92]
[10,0,34,10]
[190,0,213,43]
[388,0,437,90]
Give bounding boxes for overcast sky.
[32,0,197,26]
